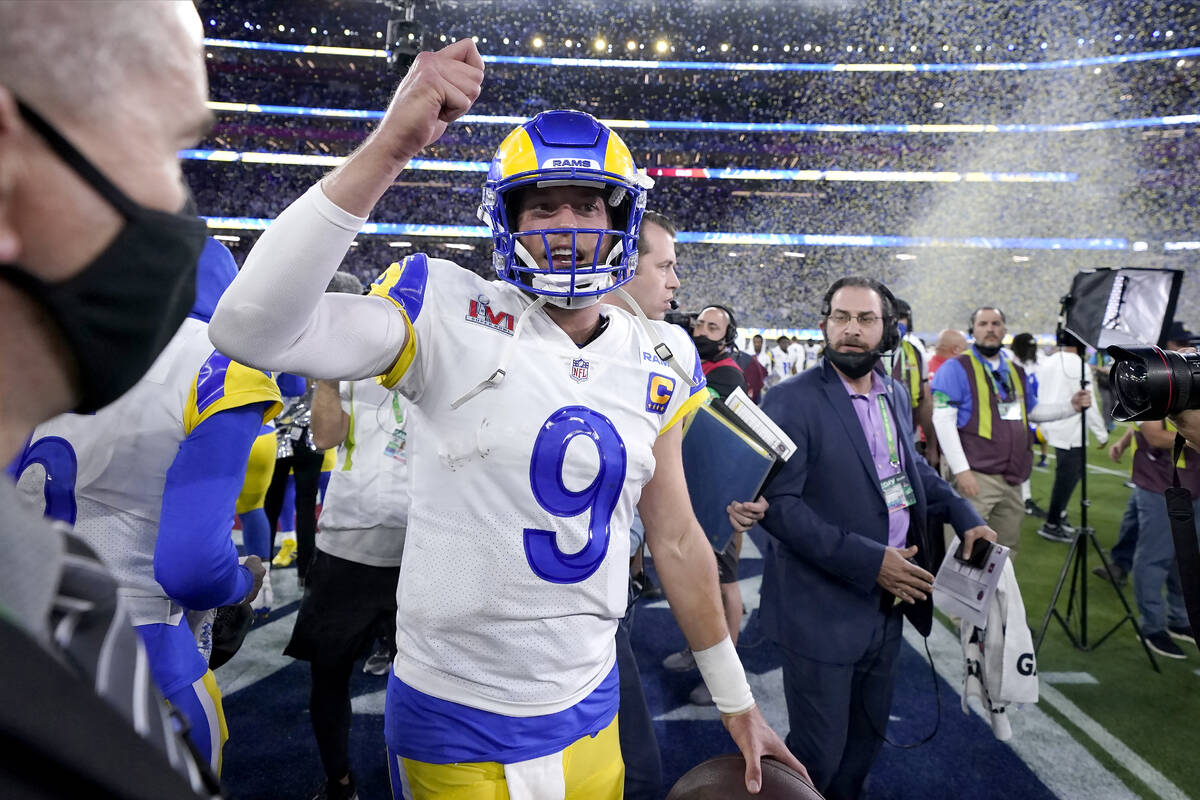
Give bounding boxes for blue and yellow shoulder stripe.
[368,253,429,389]
[185,352,284,435]
[661,350,709,435]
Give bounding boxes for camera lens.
[1112,359,1152,410]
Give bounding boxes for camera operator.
[1125,330,1199,658]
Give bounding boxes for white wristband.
[692,636,755,715]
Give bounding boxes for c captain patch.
[645,374,676,414]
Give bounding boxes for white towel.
[503,751,567,800]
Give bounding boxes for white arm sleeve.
[933,405,971,475]
[208,183,408,381]
[1028,401,1075,424]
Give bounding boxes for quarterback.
[210,40,804,797]
[16,239,279,771]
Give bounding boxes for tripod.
[1033,353,1160,671]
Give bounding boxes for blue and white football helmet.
[479,110,653,308]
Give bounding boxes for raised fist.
[377,38,485,163]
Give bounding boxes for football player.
[209,40,806,797]
[16,238,279,771]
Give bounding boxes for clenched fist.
[377,39,485,164]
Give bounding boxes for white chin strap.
[513,240,620,309]
[611,286,698,388]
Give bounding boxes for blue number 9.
[15,436,79,525]
[524,406,627,584]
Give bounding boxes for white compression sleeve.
[692,636,755,715]
[933,405,971,475]
[209,183,408,381]
[1027,401,1075,424]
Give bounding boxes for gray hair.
[0,1,201,126]
[326,271,364,295]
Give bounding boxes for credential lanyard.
[391,391,404,426]
[877,394,901,468]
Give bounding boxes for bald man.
[928,328,967,377]
[1,2,218,796]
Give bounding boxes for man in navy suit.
[760,277,997,800]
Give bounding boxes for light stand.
[1034,342,1159,671]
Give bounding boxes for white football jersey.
[316,378,411,567]
[14,318,280,626]
[369,255,706,716]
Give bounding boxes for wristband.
[692,636,755,715]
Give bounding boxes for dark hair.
[637,210,677,255]
[969,306,1006,329]
[820,276,896,320]
[893,297,913,331]
[1011,332,1038,362]
[820,276,901,352]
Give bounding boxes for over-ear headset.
[819,277,901,353]
[700,304,739,349]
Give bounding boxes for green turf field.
[940,425,1198,798]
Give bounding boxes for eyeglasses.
[827,311,881,326]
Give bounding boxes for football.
[666,754,826,800]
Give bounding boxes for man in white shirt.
[1034,332,1109,542]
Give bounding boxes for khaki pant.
[947,470,1025,558]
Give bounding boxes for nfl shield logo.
[570,358,590,383]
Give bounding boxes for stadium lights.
[1132,241,1149,251]
[627,40,637,51]
[564,38,574,48]
[1012,255,1030,262]
[388,241,413,248]
[532,35,544,49]
[213,234,241,243]
[206,101,1200,134]
[443,242,475,251]
[655,39,669,53]
[201,218,1132,252]
[204,37,1200,74]
[594,38,606,51]
[783,251,805,258]
[181,149,1081,184]
[895,253,917,260]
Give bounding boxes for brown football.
[666,754,825,800]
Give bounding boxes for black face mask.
[823,344,880,379]
[974,343,1002,358]
[0,100,206,413]
[692,334,724,361]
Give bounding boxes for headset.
[820,277,901,353]
[700,303,739,349]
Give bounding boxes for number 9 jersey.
[369,254,706,717]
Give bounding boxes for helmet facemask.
[480,110,652,309]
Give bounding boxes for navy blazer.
[759,359,985,665]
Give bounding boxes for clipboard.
[681,401,778,550]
